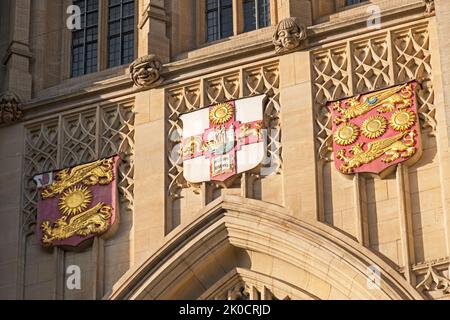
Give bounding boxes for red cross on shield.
[180,95,266,183]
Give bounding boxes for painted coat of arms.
[328,81,422,177]
[33,156,119,248]
[180,94,266,183]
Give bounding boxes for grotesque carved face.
[134,61,159,85]
[277,25,301,50]
[129,54,163,88]
[0,92,22,124]
[273,18,306,54]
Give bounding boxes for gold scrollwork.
[336,131,416,174]
[41,202,112,246]
[209,102,234,125]
[361,115,388,139]
[332,83,413,124]
[182,136,203,158]
[333,122,360,146]
[58,185,93,216]
[41,157,115,199]
[238,122,263,140]
[390,109,416,131]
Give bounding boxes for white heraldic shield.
[180,94,266,183]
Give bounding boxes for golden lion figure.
[333,84,413,124]
[238,122,262,140]
[41,203,112,246]
[182,136,203,158]
[42,158,115,199]
[336,131,416,174]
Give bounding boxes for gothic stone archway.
[107,196,422,300]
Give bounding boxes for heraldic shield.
[180,95,266,183]
[328,81,422,177]
[33,156,119,249]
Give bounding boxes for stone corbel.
[129,54,163,89]
[272,17,308,55]
[0,91,23,126]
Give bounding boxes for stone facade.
[0,0,449,300]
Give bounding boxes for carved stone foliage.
[273,17,307,55]
[22,103,135,233]
[313,23,436,162]
[423,0,435,15]
[214,282,290,301]
[416,264,450,298]
[0,91,22,125]
[225,283,250,300]
[166,62,280,200]
[129,54,163,88]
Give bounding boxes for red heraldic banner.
[328,81,422,177]
[33,156,119,248]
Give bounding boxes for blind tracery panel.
[22,102,135,234]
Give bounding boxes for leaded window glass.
[243,0,271,33]
[71,0,99,77]
[108,0,135,68]
[206,0,233,42]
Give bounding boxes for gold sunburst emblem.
[58,185,93,216]
[361,115,388,139]
[334,122,360,146]
[209,102,234,125]
[390,110,416,131]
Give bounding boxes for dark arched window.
[243,0,271,32]
[206,0,233,42]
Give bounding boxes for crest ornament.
[34,156,120,249]
[58,185,93,216]
[334,122,359,146]
[361,115,387,139]
[390,109,416,131]
[328,81,422,177]
[180,95,266,184]
[210,102,234,125]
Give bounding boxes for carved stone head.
[0,92,22,125]
[273,17,307,54]
[129,54,163,88]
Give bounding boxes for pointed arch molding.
[107,196,422,300]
